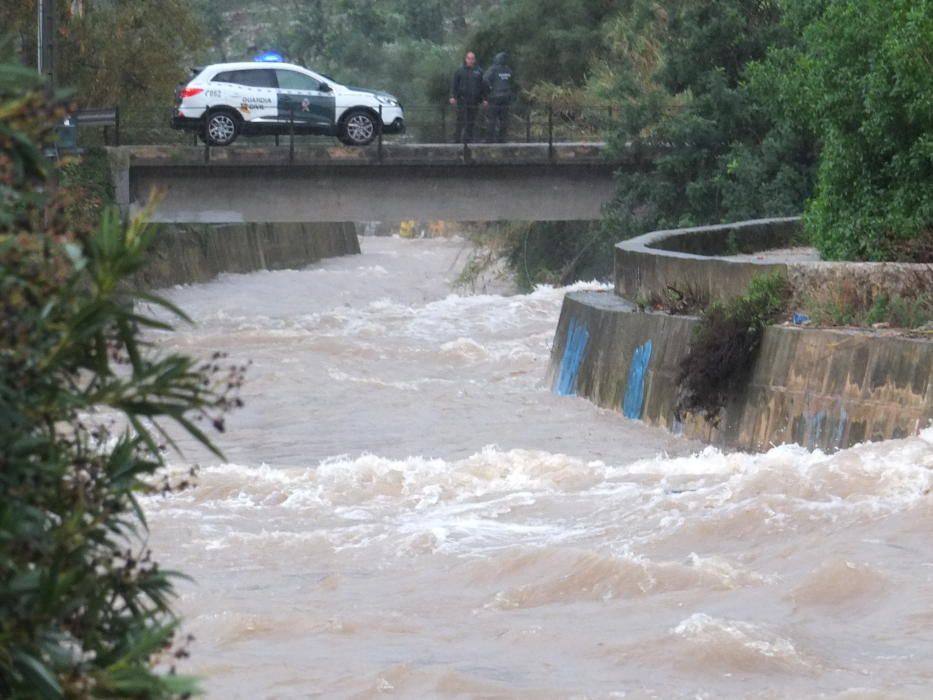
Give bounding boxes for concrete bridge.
[110,143,622,223]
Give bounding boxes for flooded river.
[146,236,933,699]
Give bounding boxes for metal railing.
[70,100,616,149]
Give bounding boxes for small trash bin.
[55,117,77,151]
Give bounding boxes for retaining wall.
[550,291,933,452]
[134,221,360,288]
[614,218,801,303]
[614,216,931,308]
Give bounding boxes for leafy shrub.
[760,0,933,261]
[1,62,242,697]
[675,272,790,423]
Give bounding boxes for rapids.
[144,236,933,699]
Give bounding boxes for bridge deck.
[112,143,624,223]
[116,142,615,167]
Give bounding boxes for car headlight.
[376,95,399,107]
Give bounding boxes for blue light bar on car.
[254,52,284,62]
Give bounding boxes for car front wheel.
[204,110,239,146]
[340,110,377,146]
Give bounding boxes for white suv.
[171,61,404,146]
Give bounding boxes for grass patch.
[801,267,933,329]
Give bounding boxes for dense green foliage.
[596,0,814,252]
[58,147,115,232]
[758,0,932,261]
[483,0,815,283]
[4,1,203,110]
[675,272,790,423]
[0,62,241,697]
[469,0,617,100]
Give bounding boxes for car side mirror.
[318,83,332,93]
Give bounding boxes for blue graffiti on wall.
[833,404,848,448]
[555,318,590,396]
[623,340,653,420]
[802,400,849,451]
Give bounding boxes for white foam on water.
[140,237,933,698]
[671,613,814,672]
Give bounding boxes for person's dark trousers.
[486,99,509,142]
[454,102,480,143]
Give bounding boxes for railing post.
[547,101,554,160]
[114,105,120,146]
[525,106,531,143]
[378,104,383,163]
[289,107,295,163]
[440,105,446,143]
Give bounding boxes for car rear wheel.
[339,110,377,146]
[204,110,239,146]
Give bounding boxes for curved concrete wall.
[549,291,933,452]
[614,217,801,303]
[134,221,360,288]
[614,216,931,308]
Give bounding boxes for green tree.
[60,0,203,110]
[599,0,812,234]
[760,0,933,260]
[2,1,203,116]
[0,61,241,697]
[500,0,815,285]
[468,0,620,96]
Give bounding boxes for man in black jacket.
[484,52,514,143]
[449,51,487,144]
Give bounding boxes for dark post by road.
[378,105,384,163]
[289,107,295,163]
[114,106,121,147]
[525,107,531,143]
[37,0,56,88]
[547,102,554,160]
[440,106,447,142]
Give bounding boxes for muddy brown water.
[144,236,933,699]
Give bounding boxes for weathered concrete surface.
[549,291,932,452]
[614,216,932,308]
[109,144,620,223]
[134,221,359,288]
[614,218,801,303]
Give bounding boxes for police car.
[171,59,404,146]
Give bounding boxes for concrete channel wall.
[550,292,932,452]
[614,217,801,303]
[552,217,933,451]
[134,221,360,288]
[614,216,931,307]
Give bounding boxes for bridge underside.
[115,144,621,223]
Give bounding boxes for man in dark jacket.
[484,52,514,143]
[449,51,487,144]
